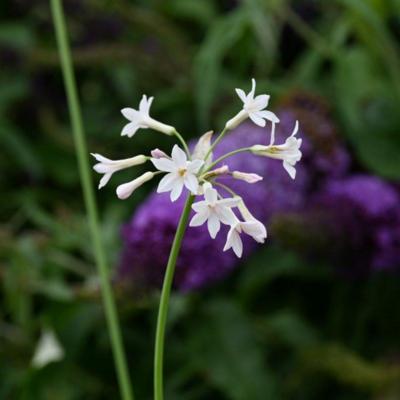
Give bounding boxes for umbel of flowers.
[92,79,302,258]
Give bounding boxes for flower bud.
[232,171,263,183]
[151,148,169,159]
[116,172,154,200]
[203,165,229,179]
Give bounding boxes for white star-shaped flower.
[223,219,267,258]
[32,329,64,369]
[121,95,175,137]
[189,183,239,238]
[91,153,147,189]
[151,145,204,201]
[225,79,279,130]
[251,120,302,179]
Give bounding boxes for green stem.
[205,147,252,172]
[50,2,134,399]
[173,130,191,159]
[203,127,228,164]
[154,194,195,400]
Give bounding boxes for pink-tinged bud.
[151,148,169,159]
[203,165,230,179]
[116,172,154,200]
[232,171,263,183]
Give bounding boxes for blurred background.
[1,0,400,399]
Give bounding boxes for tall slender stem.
[50,1,134,399]
[154,194,194,400]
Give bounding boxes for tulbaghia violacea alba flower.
[93,86,301,257]
[251,120,302,179]
[190,183,239,238]
[223,218,267,257]
[32,329,64,368]
[225,79,280,130]
[91,153,147,189]
[151,145,204,201]
[121,95,175,137]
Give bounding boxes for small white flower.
[91,153,147,189]
[116,171,154,199]
[232,171,263,184]
[32,329,64,368]
[121,95,175,137]
[151,145,204,201]
[193,130,213,166]
[223,219,267,258]
[190,183,239,238]
[251,120,302,179]
[237,201,267,242]
[225,79,279,130]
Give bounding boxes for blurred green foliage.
[1,0,400,399]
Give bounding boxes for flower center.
[178,168,187,177]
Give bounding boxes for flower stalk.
[91,76,302,399]
[154,194,195,400]
[50,1,134,399]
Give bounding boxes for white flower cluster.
[92,79,302,257]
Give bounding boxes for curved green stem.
[203,127,228,164]
[173,130,191,159]
[50,1,134,399]
[205,147,252,172]
[154,194,195,400]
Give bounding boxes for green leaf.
[334,47,400,178]
[187,299,278,400]
[193,10,248,129]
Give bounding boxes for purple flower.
[311,175,400,273]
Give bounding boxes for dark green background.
[1,0,400,399]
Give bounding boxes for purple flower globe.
[311,175,400,273]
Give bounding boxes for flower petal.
[216,207,237,225]
[187,159,204,174]
[217,197,241,208]
[204,186,218,204]
[257,110,280,124]
[151,157,176,172]
[171,145,187,167]
[283,161,296,179]
[99,172,112,189]
[121,107,139,121]
[157,173,179,192]
[139,95,153,115]
[189,210,209,227]
[184,173,199,194]
[170,180,184,202]
[192,200,207,212]
[235,88,247,103]
[121,122,140,137]
[248,112,266,127]
[253,94,269,110]
[207,213,220,239]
